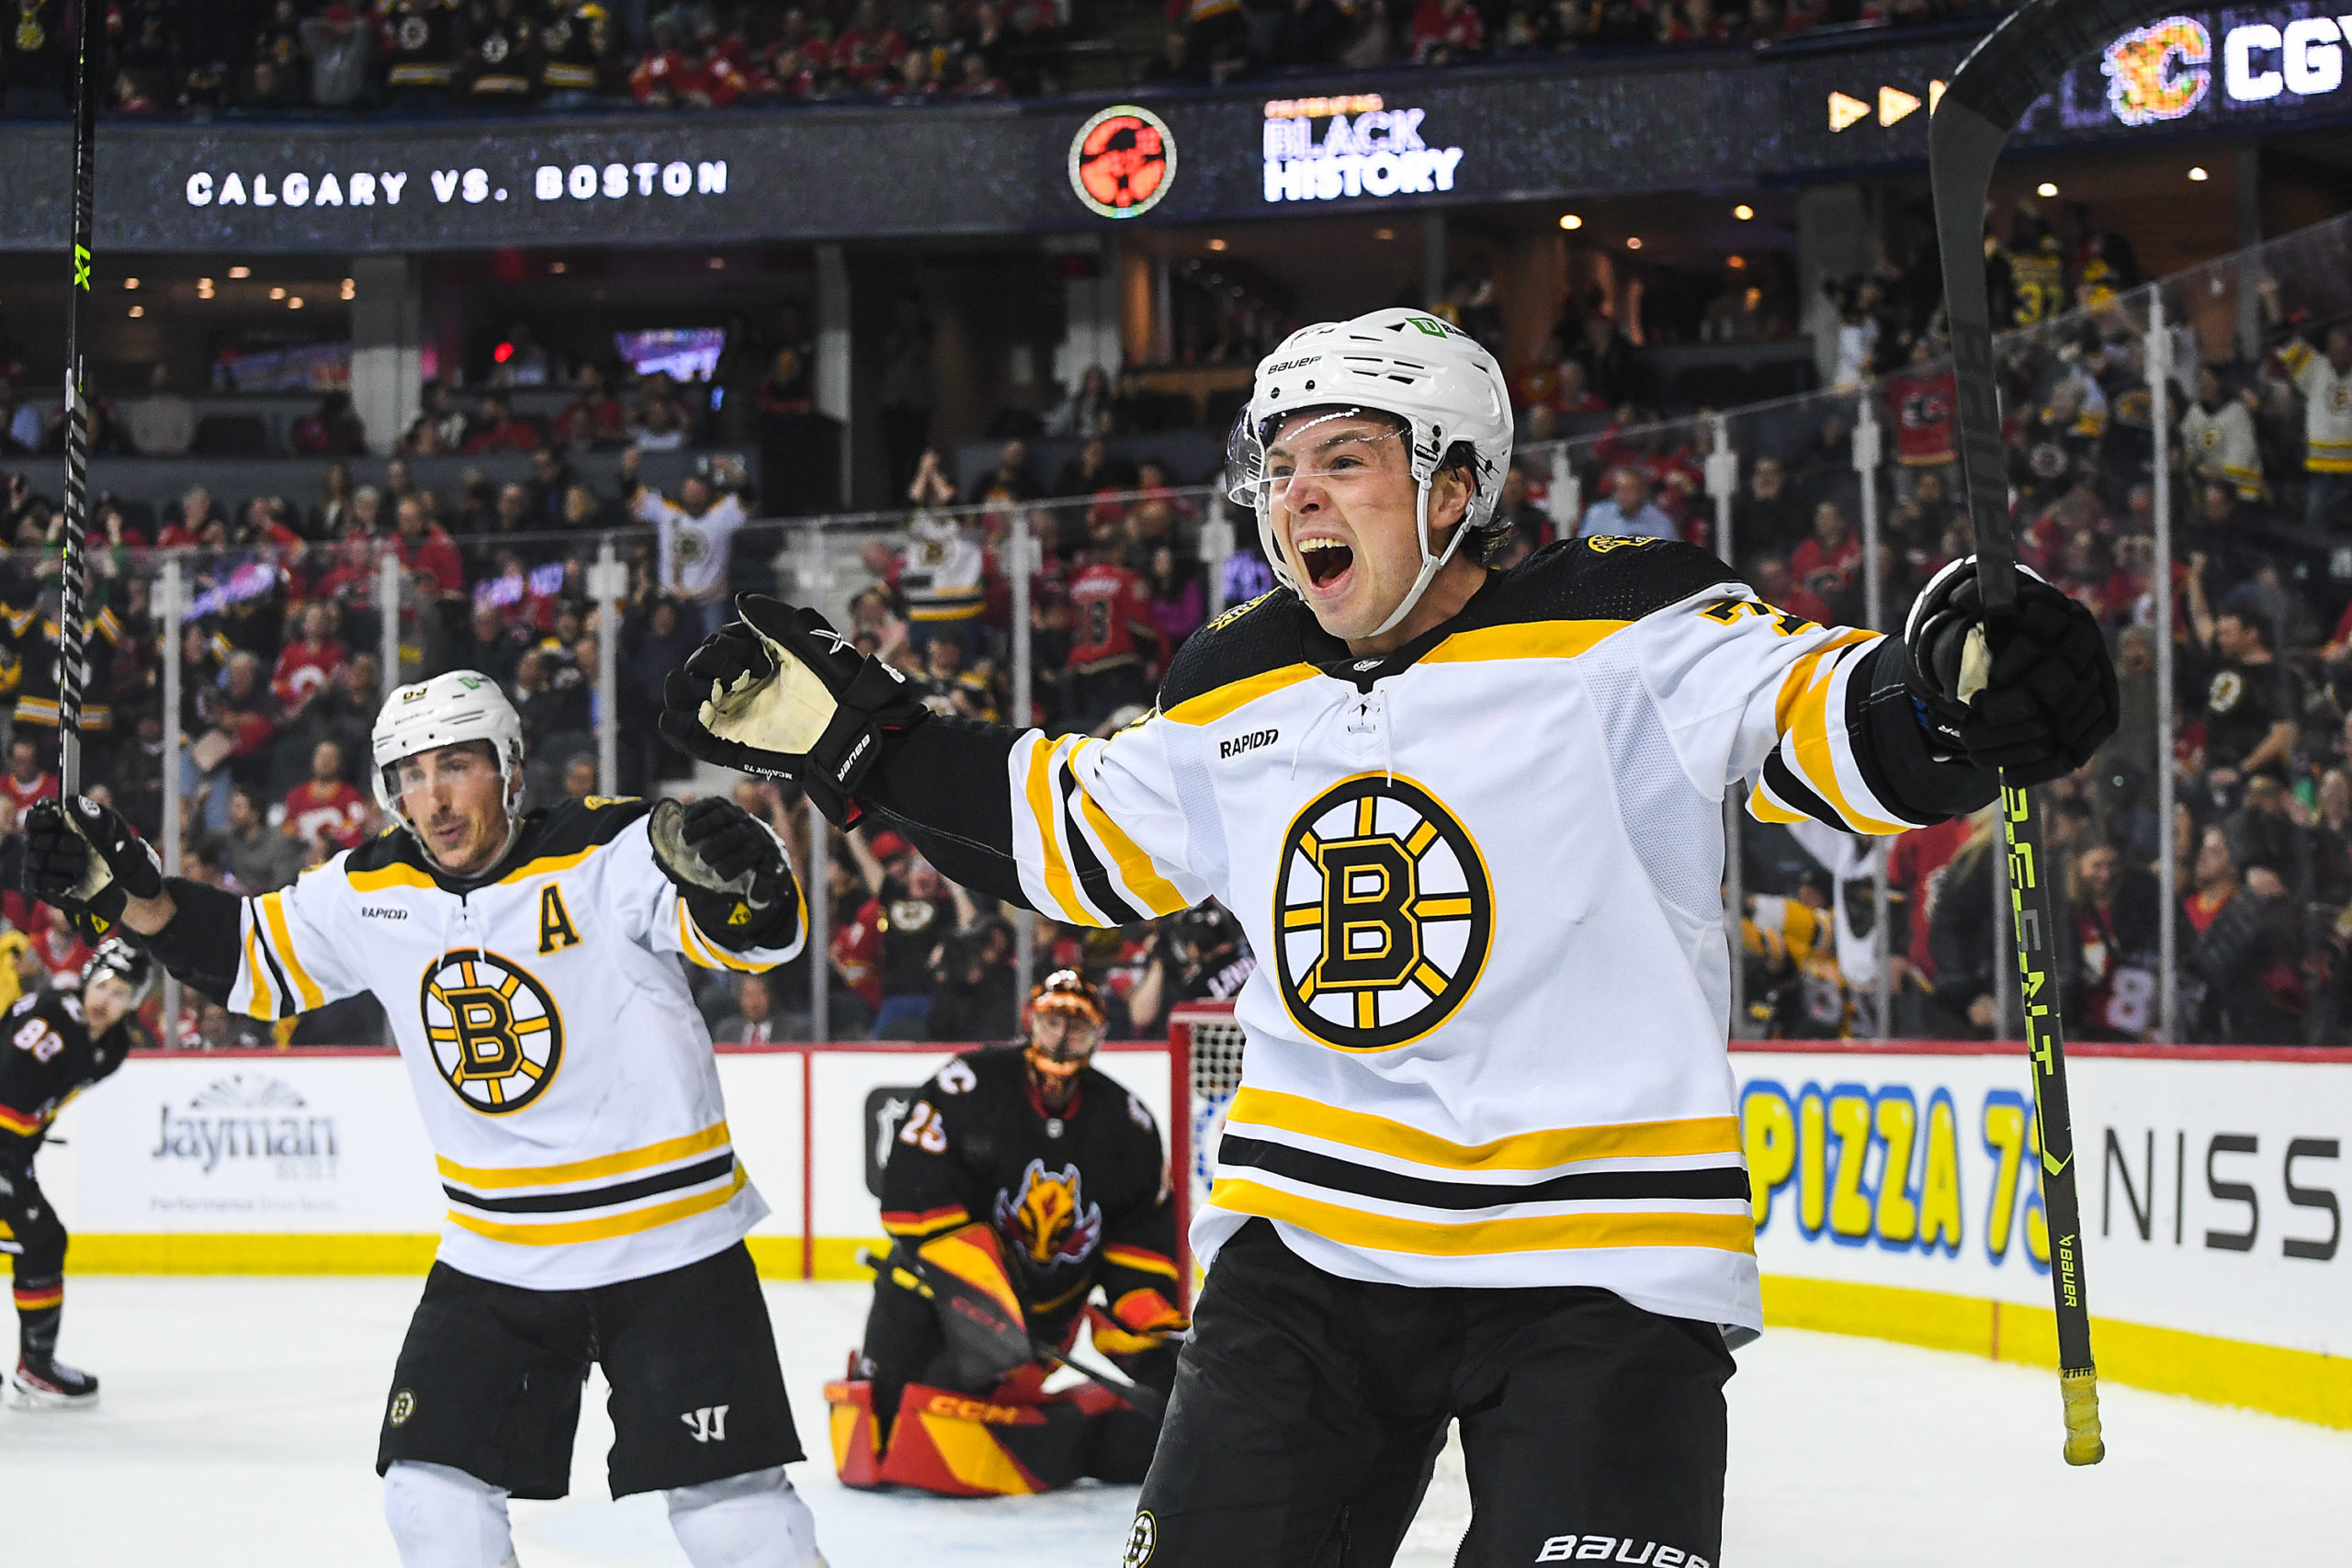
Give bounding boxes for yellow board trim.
[1162,662,1321,727]
[258,891,324,1011]
[437,1119,731,1190]
[1762,1275,2352,1431]
[447,1164,750,1246]
[66,1233,443,1274]
[1422,619,1631,664]
[1211,1178,1757,1257]
[1226,1086,1741,1172]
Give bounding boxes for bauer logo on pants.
[418,951,564,1114]
[1272,773,1492,1051]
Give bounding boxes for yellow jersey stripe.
[1069,739,1190,918]
[1226,1087,1741,1172]
[447,1164,748,1246]
[436,1119,732,1190]
[676,899,768,974]
[1745,774,1814,826]
[1423,619,1631,664]
[0,1103,42,1134]
[258,891,323,1011]
[346,845,602,895]
[1210,1179,1756,1257]
[1162,663,1320,727]
[241,923,278,1021]
[1022,736,1087,922]
[1781,648,1907,835]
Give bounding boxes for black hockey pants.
[1128,1219,1734,1568]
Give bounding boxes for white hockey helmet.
[370,670,528,825]
[1227,308,1514,637]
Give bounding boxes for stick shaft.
[57,0,102,796]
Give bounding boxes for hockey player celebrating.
[829,968,1182,1496]
[21,672,828,1568]
[0,938,151,1409]
[662,308,2116,1566]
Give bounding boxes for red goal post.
[1168,1000,1243,1298]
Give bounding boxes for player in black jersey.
[0,939,152,1409]
[827,970,1186,1496]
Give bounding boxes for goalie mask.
[1023,968,1106,1087]
[1227,308,1513,637]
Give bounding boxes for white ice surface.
[3,1276,2344,1566]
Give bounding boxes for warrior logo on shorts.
[1121,1511,1158,1566]
[1272,773,1492,1051]
[419,950,564,1113]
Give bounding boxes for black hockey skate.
[8,1353,99,1410]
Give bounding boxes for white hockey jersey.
[965,537,1979,1332]
[222,798,802,1290]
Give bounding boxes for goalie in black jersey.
[0,939,152,1409]
[826,969,1186,1496]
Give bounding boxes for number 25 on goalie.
[899,1103,948,1154]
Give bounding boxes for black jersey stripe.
[1761,750,1842,831]
[1216,1134,1751,1211]
[245,899,300,1021]
[444,1152,739,1213]
[1057,761,1144,925]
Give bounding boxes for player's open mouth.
[1296,536,1354,591]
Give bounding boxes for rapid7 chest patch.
[1272,773,1492,1051]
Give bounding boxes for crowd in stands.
[1487,210,2352,1046]
[0,0,2018,120]
[0,0,1073,116]
[5,194,2347,1049]
[1148,0,2005,86]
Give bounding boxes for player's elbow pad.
[144,877,248,1005]
[1859,639,2001,823]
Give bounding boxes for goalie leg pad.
[873,1382,1090,1496]
[821,1378,886,1490]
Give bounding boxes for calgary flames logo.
[2102,17,2210,128]
[1069,105,1176,220]
[993,1159,1102,1270]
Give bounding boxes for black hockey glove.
[649,796,802,952]
[1902,557,2119,788]
[22,795,164,938]
[659,593,930,827]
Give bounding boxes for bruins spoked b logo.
[1273,773,1491,1050]
[419,951,563,1113]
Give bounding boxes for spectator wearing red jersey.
[270,603,350,721]
[554,364,628,450]
[283,739,370,852]
[1789,500,1860,621]
[831,0,908,85]
[1885,809,1979,1033]
[461,392,540,455]
[1066,551,1160,732]
[633,20,748,106]
[391,494,466,602]
[29,906,90,993]
[1410,0,1485,60]
[1747,554,1834,629]
[1883,338,1958,504]
[0,736,56,814]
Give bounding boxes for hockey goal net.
[1167,1000,1243,1291]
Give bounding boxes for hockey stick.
[55,0,104,797]
[1929,0,2182,1469]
